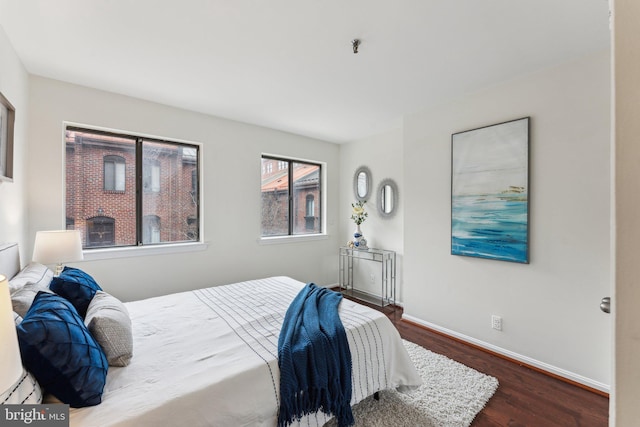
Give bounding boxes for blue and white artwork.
[451,117,529,263]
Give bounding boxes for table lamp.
[0,274,23,399]
[0,274,42,404]
[32,230,84,276]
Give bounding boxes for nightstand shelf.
[338,246,396,307]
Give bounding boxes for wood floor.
[364,301,609,426]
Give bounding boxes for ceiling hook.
[351,39,360,54]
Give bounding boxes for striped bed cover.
[67,277,421,427]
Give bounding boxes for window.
[143,160,160,192]
[143,215,161,244]
[305,194,315,230]
[104,155,125,191]
[261,156,321,236]
[305,194,315,216]
[65,126,201,249]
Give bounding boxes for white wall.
[0,26,29,264]
[612,0,640,424]
[339,128,405,302]
[27,76,341,302]
[402,50,611,389]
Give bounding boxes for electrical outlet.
[491,315,502,331]
[370,273,375,284]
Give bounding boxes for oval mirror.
[377,178,399,218]
[382,184,394,213]
[353,166,371,202]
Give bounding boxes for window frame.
[260,154,327,244]
[64,122,206,259]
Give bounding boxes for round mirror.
[377,178,399,218]
[353,166,371,202]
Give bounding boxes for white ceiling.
[0,0,610,143]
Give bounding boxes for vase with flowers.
[350,200,369,249]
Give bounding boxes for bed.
[2,242,422,426]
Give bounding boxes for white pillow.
[9,262,54,293]
[85,291,133,367]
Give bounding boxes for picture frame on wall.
[0,91,15,182]
[451,117,530,263]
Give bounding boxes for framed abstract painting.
[451,117,530,263]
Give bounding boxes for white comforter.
[67,276,421,427]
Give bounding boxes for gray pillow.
[85,291,133,367]
[10,282,53,317]
[8,263,53,293]
[13,311,22,325]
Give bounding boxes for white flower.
[350,200,368,225]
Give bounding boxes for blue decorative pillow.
[49,266,102,317]
[17,292,108,408]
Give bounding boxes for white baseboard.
[402,313,610,394]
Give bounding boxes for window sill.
[82,242,208,261]
[258,234,328,245]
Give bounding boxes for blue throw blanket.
[277,283,354,427]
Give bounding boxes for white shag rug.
[326,340,499,427]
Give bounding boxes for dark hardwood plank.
[346,296,609,426]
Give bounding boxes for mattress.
[66,276,421,427]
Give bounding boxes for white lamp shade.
[0,274,23,393]
[32,230,84,265]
